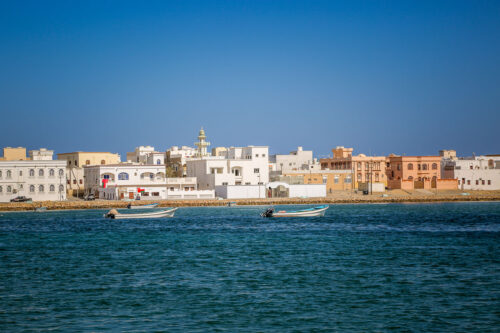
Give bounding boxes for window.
[254,168,260,174]
[323,176,328,184]
[262,154,266,157]
[118,173,129,180]
[334,176,339,184]
[69,161,71,166]
[67,180,70,184]
[50,185,55,192]
[482,180,485,185]
[39,185,44,192]
[407,163,413,170]
[476,180,479,185]
[358,173,362,181]
[0,186,2,193]
[422,164,428,171]
[245,182,251,185]
[156,159,161,165]
[418,164,421,171]
[345,176,352,183]
[101,160,105,165]
[6,170,12,178]
[59,169,64,176]
[0,171,2,178]
[49,169,55,176]
[470,165,473,170]
[488,180,491,185]
[222,182,228,185]
[18,170,22,177]
[30,185,35,192]
[255,154,259,158]
[357,162,361,170]
[103,174,110,180]
[29,169,34,177]
[73,180,76,184]
[7,186,12,192]
[467,180,470,185]
[59,185,64,192]
[150,174,154,180]
[79,179,83,184]
[86,160,90,165]
[152,192,160,196]
[38,169,44,177]
[408,176,413,180]
[397,164,401,171]
[432,163,437,170]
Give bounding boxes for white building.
[0,160,67,202]
[166,145,198,177]
[126,146,165,165]
[441,150,500,190]
[29,148,54,161]
[269,147,318,173]
[84,164,214,200]
[187,146,270,198]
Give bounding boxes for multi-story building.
[166,146,198,177]
[126,146,165,165]
[0,147,29,161]
[282,170,354,193]
[57,151,121,197]
[320,146,386,189]
[187,146,269,198]
[85,163,214,200]
[269,146,316,173]
[440,150,500,190]
[29,148,54,161]
[0,160,67,202]
[386,154,457,190]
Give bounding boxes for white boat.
[127,203,159,209]
[104,207,177,219]
[261,205,329,218]
[35,207,47,212]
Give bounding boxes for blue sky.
[1,0,499,159]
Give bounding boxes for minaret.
[195,127,210,157]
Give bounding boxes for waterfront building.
[320,146,387,189]
[126,146,165,165]
[212,147,228,157]
[57,151,121,197]
[269,147,317,173]
[282,170,354,193]
[166,145,198,177]
[84,164,214,200]
[386,154,457,190]
[0,147,29,161]
[29,148,54,161]
[187,145,269,198]
[440,150,500,190]
[0,160,67,202]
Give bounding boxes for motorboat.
[126,203,159,209]
[104,207,177,219]
[35,207,47,212]
[261,205,329,218]
[227,201,237,207]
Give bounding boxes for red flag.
[102,178,109,188]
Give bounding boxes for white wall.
[215,185,266,199]
[0,161,67,202]
[443,156,500,190]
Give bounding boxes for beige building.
[283,170,353,193]
[0,147,29,161]
[320,146,387,189]
[57,152,121,197]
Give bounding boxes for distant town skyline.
[1,1,499,158]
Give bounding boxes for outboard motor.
[127,203,132,209]
[261,207,274,218]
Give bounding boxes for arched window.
[39,185,44,192]
[432,163,437,170]
[39,169,44,177]
[157,159,161,165]
[86,160,90,165]
[49,169,55,176]
[50,185,55,192]
[408,176,413,180]
[7,186,12,192]
[422,164,428,171]
[30,185,35,192]
[29,169,35,177]
[407,163,413,170]
[59,169,64,177]
[118,172,129,180]
[0,186,2,192]
[59,185,64,192]
[101,160,105,165]
[6,170,12,178]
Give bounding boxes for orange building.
[320,146,386,189]
[386,155,457,190]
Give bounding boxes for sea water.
[1,202,499,331]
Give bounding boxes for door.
[129,192,134,199]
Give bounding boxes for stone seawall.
[1,190,499,211]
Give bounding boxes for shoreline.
[1,190,499,212]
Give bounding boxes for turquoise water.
[1,202,499,332]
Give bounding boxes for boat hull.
[106,208,177,219]
[269,205,329,218]
[127,203,159,209]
